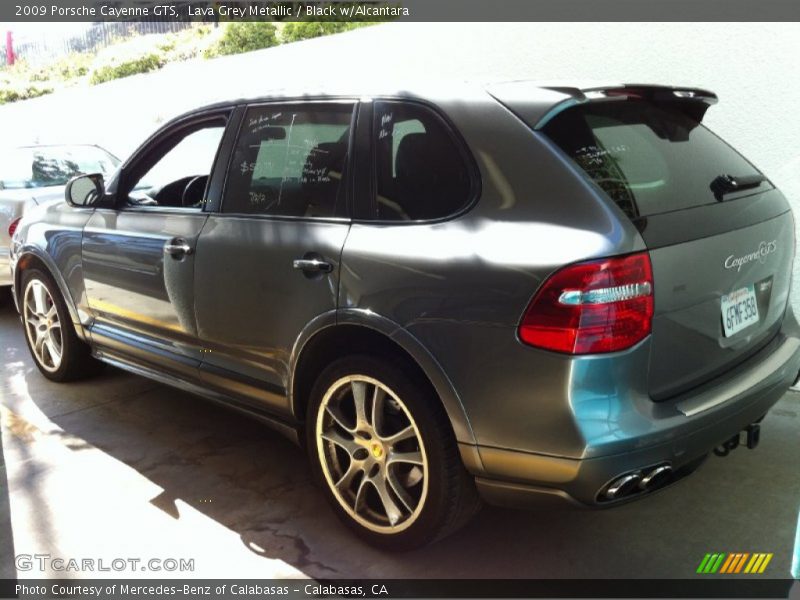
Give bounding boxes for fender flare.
[15,246,87,341]
[288,308,478,446]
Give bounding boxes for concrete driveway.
[0,292,798,580]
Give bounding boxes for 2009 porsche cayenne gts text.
[9,81,800,549]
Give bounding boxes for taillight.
[518,252,654,354]
[7,217,21,239]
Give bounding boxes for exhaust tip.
[599,463,675,502]
[639,464,673,491]
[604,472,642,500]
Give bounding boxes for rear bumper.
[465,311,800,509]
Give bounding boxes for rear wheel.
[21,268,100,381]
[307,355,480,550]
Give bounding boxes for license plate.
[721,284,759,337]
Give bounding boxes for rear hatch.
[503,84,794,400]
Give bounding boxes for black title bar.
[1,579,798,600]
[3,0,800,22]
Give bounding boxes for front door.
[82,112,231,377]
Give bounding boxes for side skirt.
[94,350,302,446]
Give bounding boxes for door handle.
[293,258,332,273]
[164,238,193,257]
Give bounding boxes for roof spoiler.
[535,84,719,128]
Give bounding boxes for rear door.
[540,95,794,399]
[193,100,356,414]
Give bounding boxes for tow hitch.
[713,423,761,457]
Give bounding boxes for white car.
[0,144,120,287]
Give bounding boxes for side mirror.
[65,173,105,207]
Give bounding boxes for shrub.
[0,83,52,104]
[204,22,279,58]
[30,53,93,82]
[281,21,368,43]
[89,53,164,85]
[158,25,216,61]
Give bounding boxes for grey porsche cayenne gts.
[9,81,800,549]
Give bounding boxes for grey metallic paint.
[9,81,800,509]
[81,209,209,378]
[194,215,350,414]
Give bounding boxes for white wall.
[370,23,800,199]
[3,22,800,301]
[4,22,799,190]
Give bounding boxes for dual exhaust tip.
[600,464,673,502]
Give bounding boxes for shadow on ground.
[1,298,798,579]
[0,409,16,578]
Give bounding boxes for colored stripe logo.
[697,553,773,574]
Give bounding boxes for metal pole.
[5,31,14,66]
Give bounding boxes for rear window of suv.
[541,100,769,219]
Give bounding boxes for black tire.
[20,268,101,382]
[306,354,481,550]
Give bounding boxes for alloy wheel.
[23,279,63,373]
[316,375,429,533]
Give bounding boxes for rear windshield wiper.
[710,173,766,201]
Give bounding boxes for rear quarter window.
[372,101,474,221]
[541,100,769,219]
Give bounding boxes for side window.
[126,121,226,209]
[373,101,472,221]
[222,103,354,218]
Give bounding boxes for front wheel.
[307,355,480,550]
[20,268,101,382]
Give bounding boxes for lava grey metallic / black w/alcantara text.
[8,81,800,549]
